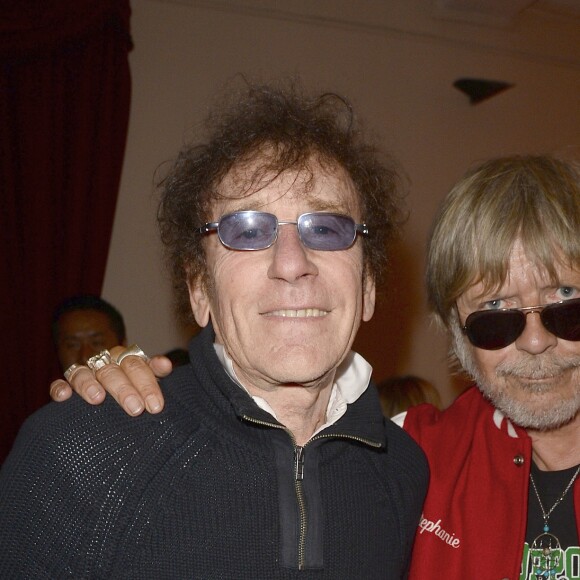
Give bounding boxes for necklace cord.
[530,464,580,522]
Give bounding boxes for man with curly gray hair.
[0,83,428,578]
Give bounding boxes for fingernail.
[87,386,102,401]
[55,387,66,400]
[126,396,144,415]
[146,395,162,413]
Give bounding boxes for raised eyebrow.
[306,196,361,214]
[549,282,578,291]
[229,204,266,213]
[306,201,347,213]
[216,207,275,218]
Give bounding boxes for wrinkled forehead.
[209,154,361,218]
[465,240,578,300]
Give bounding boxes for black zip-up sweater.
[0,326,428,579]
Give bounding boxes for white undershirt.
[391,411,407,428]
[214,344,373,436]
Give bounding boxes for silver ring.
[114,344,150,365]
[86,350,112,372]
[64,363,85,383]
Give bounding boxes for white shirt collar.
[214,344,373,434]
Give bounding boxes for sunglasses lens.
[218,212,277,250]
[213,211,361,251]
[541,298,580,341]
[298,214,356,251]
[464,309,526,350]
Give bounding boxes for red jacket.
[403,386,580,579]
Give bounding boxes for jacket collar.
[192,324,387,448]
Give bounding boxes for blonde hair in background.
[376,375,442,417]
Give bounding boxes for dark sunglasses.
[461,298,580,350]
[196,211,369,251]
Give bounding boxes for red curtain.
[0,1,132,462]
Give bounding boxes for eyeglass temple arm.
[196,222,219,234]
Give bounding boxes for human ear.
[188,279,211,328]
[362,273,376,322]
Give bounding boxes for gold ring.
[114,344,150,365]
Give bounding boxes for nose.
[514,310,557,355]
[267,224,318,283]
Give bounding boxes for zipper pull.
[294,446,305,481]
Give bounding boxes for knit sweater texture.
[0,326,428,579]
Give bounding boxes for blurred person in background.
[376,374,442,417]
[52,294,126,371]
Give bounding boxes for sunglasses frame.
[197,210,369,251]
[461,298,580,350]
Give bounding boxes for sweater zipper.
[295,434,381,570]
[242,415,382,570]
[294,445,307,569]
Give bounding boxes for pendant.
[530,532,561,579]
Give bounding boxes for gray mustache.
[496,354,580,380]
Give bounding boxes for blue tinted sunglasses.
[197,211,369,251]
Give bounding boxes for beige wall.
[102,0,580,405]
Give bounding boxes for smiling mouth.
[264,308,329,318]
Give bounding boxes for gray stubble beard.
[449,322,580,431]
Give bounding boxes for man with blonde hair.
[400,155,580,578]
